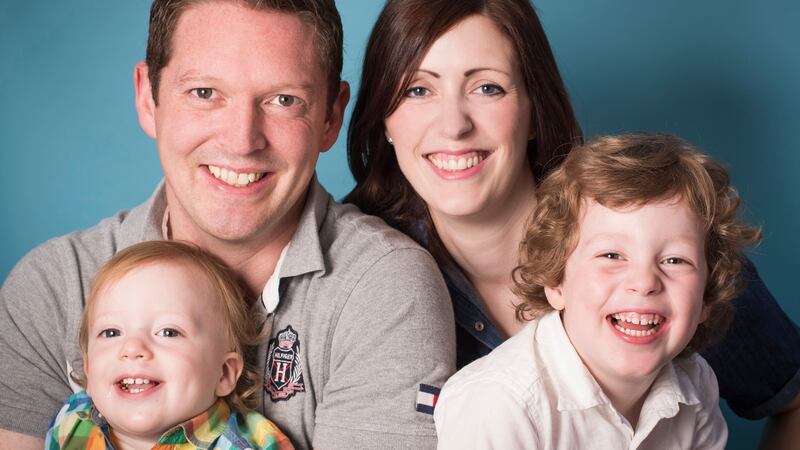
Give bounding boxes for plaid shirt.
[45,391,293,450]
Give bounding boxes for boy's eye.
[156,328,182,338]
[600,252,623,260]
[191,88,215,99]
[664,257,687,265]
[99,328,120,338]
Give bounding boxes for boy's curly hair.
[513,134,761,354]
[76,240,264,412]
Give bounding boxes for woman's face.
[384,14,534,222]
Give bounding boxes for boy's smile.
[545,197,708,394]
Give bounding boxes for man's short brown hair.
[78,240,262,411]
[513,134,761,354]
[145,0,343,108]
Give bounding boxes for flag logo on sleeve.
[265,325,305,402]
[416,383,441,415]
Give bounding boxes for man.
[0,1,455,449]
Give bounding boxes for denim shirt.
[442,259,800,420]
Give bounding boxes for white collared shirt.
[434,311,727,449]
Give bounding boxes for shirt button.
[474,321,485,332]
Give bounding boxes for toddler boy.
[435,134,761,449]
[45,240,293,450]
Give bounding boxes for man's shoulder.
[321,199,433,264]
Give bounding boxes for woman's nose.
[438,96,474,139]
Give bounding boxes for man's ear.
[320,81,350,152]
[215,352,244,397]
[544,285,565,311]
[134,61,157,139]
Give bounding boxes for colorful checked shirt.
[44,391,293,450]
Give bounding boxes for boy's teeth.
[427,152,486,172]
[611,312,664,325]
[207,165,264,187]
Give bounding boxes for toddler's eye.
[99,328,120,338]
[156,328,182,338]
[600,252,623,260]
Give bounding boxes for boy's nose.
[119,336,153,360]
[624,263,663,296]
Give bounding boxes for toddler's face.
[84,261,241,442]
[546,197,707,389]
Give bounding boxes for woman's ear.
[544,285,565,310]
[215,352,244,397]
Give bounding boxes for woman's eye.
[271,94,299,107]
[156,328,181,338]
[404,86,430,97]
[476,84,505,95]
[99,329,120,338]
[191,88,214,99]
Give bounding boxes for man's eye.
[271,94,298,107]
[404,86,429,97]
[476,84,505,95]
[156,328,181,338]
[99,329,120,338]
[191,88,214,99]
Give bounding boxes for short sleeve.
[434,377,540,449]
[0,244,76,436]
[700,259,800,418]
[312,248,456,449]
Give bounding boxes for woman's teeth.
[208,165,264,187]
[427,153,486,172]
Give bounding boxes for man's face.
[136,2,346,246]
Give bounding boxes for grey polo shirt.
[0,179,455,449]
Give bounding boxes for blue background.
[1,1,798,447]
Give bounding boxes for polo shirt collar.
[537,311,701,417]
[280,177,328,278]
[158,398,230,448]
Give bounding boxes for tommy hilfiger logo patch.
[265,325,305,402]
[416,384,441,415]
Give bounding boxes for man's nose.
[624,262,663,296]
[223,101,268,154]
[118,335,154,360]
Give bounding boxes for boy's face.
[545,197,708,389]
[84,262,241,442]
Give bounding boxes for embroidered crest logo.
[265,325,305,401]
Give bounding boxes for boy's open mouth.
[117,377,160,394]
[609,312,665,337]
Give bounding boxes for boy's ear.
[544,285,565,310]
[215,352,244,397]
[699,303,710,324]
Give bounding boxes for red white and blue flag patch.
[416,383,441,415]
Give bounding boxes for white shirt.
[434,311,727,450]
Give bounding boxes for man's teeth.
[427,153,486,172]
[207,165,264,187]
[611,312,663,326]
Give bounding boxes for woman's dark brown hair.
[345,0,582,263]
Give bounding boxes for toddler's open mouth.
[609,312,665,337]
[117,377,160,394]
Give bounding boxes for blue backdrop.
[1,2,798,447]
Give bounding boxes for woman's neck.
[431,176,536,337]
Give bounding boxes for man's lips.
[206,164,267,187]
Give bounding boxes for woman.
[346,0,800,434]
